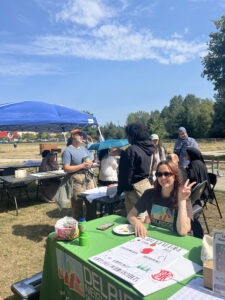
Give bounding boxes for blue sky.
[0,0,224,126]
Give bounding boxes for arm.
[127,207,148,238]
[176,179,196,236]
[63,161,92,173]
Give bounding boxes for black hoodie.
[117,140,155,195]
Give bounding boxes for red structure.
[0,131,18,139]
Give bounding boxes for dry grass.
[0,190,73,299]
[0,141,225,299]
[163,140,225,153]
[0,142,67,162]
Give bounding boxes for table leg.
[217,159,220,176]
[6,187,19,216]
[14,194,19,216]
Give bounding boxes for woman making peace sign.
[127,160,195,237]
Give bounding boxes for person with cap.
[150,133,167,182]
[62,129,95,221]
[174,127,199,168]
[150,133,167,167]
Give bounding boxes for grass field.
[0,141,225,299]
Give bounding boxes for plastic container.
[78,218,88,246]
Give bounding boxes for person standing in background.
[98,149,118,186]
[150,134,167,179]
[174,127,199,168]
[39,150,60,203]
[185,147,210,199]
[117,122,155,221]
[62,129,95,221]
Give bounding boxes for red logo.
[141,248,153,254]
[151,270,173,281]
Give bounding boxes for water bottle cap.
[79,218,85,222]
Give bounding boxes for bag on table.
[132,155,154,197]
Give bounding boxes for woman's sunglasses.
[156,171,173,178]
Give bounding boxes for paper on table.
[89,237,189,286]
[30,172,54,177]
[47,170,65,174]
[168,277,224,299]
[133,256,202,296]
[82,186,108,203]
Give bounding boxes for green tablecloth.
[40,215,202,300]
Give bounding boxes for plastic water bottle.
[78,218,88,246]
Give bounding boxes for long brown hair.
[67,135,73,146]
[154,160,183,208]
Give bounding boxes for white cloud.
[0,60,61,76]
[56,0,115,28]
[0,24,206,64]
[171,32,183,39]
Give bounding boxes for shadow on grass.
[0,183,42,214]
[46,207,72,218]
[5,296,17,300]
[12,224,54,242]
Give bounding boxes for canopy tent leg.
[97,126,104,141]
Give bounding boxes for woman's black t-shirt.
[135,189,193,232]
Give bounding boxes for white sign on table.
[213,230,225,297]
[89,237,202,296]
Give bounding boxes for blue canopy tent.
[0,101,98,132]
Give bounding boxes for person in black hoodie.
[185,147,210,199]
[116,122,155,220]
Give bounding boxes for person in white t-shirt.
[98,149,118,186]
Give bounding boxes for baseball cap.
[71,129,87,139]
[150,134,159,140]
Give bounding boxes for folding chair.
[204,173,222,218]
[191,180,209,234]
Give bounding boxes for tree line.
[88,93,214,140]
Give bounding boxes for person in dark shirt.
[116,122,155,221]
[167,153,188,183]
[186,147,210,199]
[127,160,194,237]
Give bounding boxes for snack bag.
[53,216,79,240]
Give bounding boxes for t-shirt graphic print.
[150,204,175,231]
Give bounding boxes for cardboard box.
[15,169,27,178]
[203,259,213,289]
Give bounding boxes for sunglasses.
[156,171,173,178]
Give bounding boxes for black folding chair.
[191,180,209,234]
[204,173,222,218]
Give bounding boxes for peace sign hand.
[179,179,196,201]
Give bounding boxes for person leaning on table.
[127,160,195,237]
[62,129,95,221]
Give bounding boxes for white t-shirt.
[99,156,118,182]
